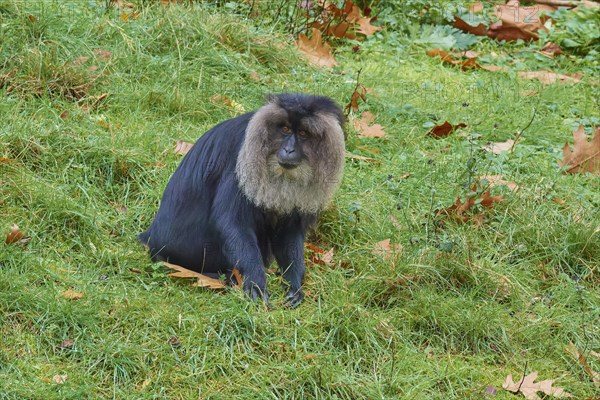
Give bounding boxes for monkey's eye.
[281,126,291,134]
[297,130,308,138]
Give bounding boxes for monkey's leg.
[272,232,305,308]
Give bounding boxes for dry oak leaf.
[345,84,367,113]
[540,42,563,57]
[5,224,25,244]
[174,140,194,156]
[560,125,600,175]
[483,139,515,154]
[453,16,488,37]
[296,28,336,68]
[518,70,581,85]
[480,174,519,191]
[371,239,402,260]
[59,339,75,350]
[437,186,503,225]
[490,1,556,42]
[52,375,68,384]
[120,11,139,22]
[356,16,382,36]
[231,268,243,288]
[565,342,600,387]
[426,48,482,70]
[62,289,83,301]
[345,152,380,164]
[163,261,227,289]
[93,49,113,61]
[327,21,357,40]
[502,371,573,400]
[428,121,467,138]
[353,111,385,138]
[306,243,335,267]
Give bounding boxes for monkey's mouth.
[278,160,299,170]
[268,155,312,182]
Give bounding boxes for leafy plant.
[541,6,600,56]
[379,0,468,32]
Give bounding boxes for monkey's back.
[139,112,270,274]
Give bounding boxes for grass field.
[1,1,599,399]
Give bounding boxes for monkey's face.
[237,94,345,214]
[266,120,317,183]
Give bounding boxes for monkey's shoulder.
[176,112,255,180]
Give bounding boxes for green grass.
[1,1,599,399]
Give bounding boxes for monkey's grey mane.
[236,102,345,215]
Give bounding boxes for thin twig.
[510,108,536,152]
[517,361,529,393]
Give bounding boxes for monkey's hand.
[284,288,304,309]
[243,274,269,305]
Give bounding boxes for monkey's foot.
[284,288,304,309]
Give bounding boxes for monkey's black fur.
[139,94,344,307]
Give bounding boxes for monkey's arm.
[271,216,311,308]
[220,227,269,303]
[213,181,269,303]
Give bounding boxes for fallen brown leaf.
[484,386,497,396]
[120,11,139,22]
[296,28,336,68]
[483,139,515,154]
[480,174,519,191]
[70,56,90,66]
[93,49,113,61]
[540,42,563,57]
[345,84,367,113]
[371,239,402,260]
[502,371,573,399]
[0,157,15,163]
[353,111,385,138]
[480,65,509,72]
[306,243,335,267]
[565,342,600,387]
[521,90,539,96]
[437,185,504,225]
[163,261,227,289]
[59,339,75,349]
[112,0,135,10]
[174,140,194,156]
[356,16,382,36]
[327,21,356,39]
[453,16,488,36]
[62,289,83,301]
[231,268,243,288]
[518,70,581,85]
[53,375,67,384]
[345,152,380,163]
[5,224,25,244]
[389,214,402,230]
[560,125,600,174]
[248,70,261,82]
[489,2,556,42]
[426,48,482,70]
[428,121,467,138]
